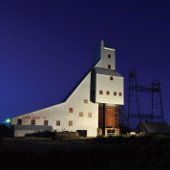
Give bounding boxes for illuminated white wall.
[12,73,98,137]
[95,74,124,105]
[12,40,124,137]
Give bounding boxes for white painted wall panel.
[12,73,99,137]
[95,74,124,105]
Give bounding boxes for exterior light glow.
[4,118,11,124]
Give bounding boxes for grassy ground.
[1,136,170,170]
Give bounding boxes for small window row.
[69,109,93,118]
[79,112,92,118]
[17,119,49,126]
[17,119,73,127]
[56,120,73,126]
[99,90,122,96]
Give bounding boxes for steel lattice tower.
[127,69,164,129]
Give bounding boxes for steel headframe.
[127,69,164,129]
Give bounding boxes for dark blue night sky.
[0,0,170,124]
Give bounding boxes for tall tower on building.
[91,41,124,135]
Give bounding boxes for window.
[88,112,92,118]
[110,76,113,80]
[69,108,73,113]
[106,91,110,95]
[79,112,83,117]
[17,119,22,125]
[68,121,73,126]
[44,120,48,126]
[108,65,111,69]
[31,119,35,125]
[114,92,117,96]
[108,54,111,58]
[119,92,122,96]
[84,99,88,104]
[56,120,60,126]
[99,90,103,95]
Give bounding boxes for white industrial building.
[12,41,124,137]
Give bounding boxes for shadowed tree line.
[0,124,14,138]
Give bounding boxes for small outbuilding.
[137,122,170,135]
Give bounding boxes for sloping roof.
[94,67,123,77]
[137,122,170,134]
[64,67,123,102]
